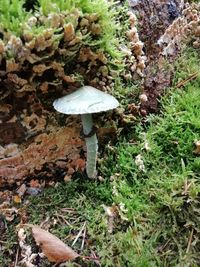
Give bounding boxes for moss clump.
[101,48,200,266]
[0,0,118,53]
[0,0,134,107]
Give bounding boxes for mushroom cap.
[53,86,119,114]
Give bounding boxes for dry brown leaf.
[29,179,40,188]
[32,226,79,263]
[13,195,22,204]
[0,202,18,222]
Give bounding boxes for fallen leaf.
[29,179,40,188]
[194,141,200,154]
[16,183,27,197]
[0,202,18,221]
[32,226,79,263]
[64,175,72,182]
[13,195,22,204]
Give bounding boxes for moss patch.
[1,48,200,266]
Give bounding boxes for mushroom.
[53,86,119,178]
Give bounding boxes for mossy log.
[0,1,120,187]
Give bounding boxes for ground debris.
[194,141,200,155]
[32,225,79,263]
[18,227,42,267]
[0,201,18,222]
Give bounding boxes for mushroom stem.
[81,114,98,178]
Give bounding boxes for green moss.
[102,48,200,266]
[38,0,120,55]
[0,0,134,104]
[0,0,121,59]
[0,0,30,35]
[1,2,200,266]
[0,48,194,267]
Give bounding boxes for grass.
[0,50,200,265]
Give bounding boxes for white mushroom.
[53,86,119,178]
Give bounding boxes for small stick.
[14,247,19,267]
[158,239,171,252]
[72,221,86,247]
[176,71,199,88]
[60,208,76,214]
[40,216,50,228]
[82,255,100,261]
[182,180,192,195]
[55,213,72,226]
[74,263,82,267]
[186,228,194,254]
[81,226,87,250]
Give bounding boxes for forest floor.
[0,0,200,266]
[0,47,200,267]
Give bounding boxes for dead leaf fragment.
[194,141,200,154]
[0,201,18,221]
[102,204,118,233]
[29,179,40,188]
[32,226,79,263]
[18,228,39,266]
[64,23,75,42]
[16,183,27,197]
[13,195,22,204]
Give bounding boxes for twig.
[186,228,194,254]
[60,207,76,214]
[82,255,100,261]
[82,251,100,264]
[81,226,87,250]
[72,221,86,247]
[55,213,72,226]
[74,263,82,267]
[14,247,19,267]
[182,180,192,195]
[40,216,50,228]
[176,71,200,88]
[158,239,171,252]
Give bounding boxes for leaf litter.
[16,224,101,265]
[31,225,79,263]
